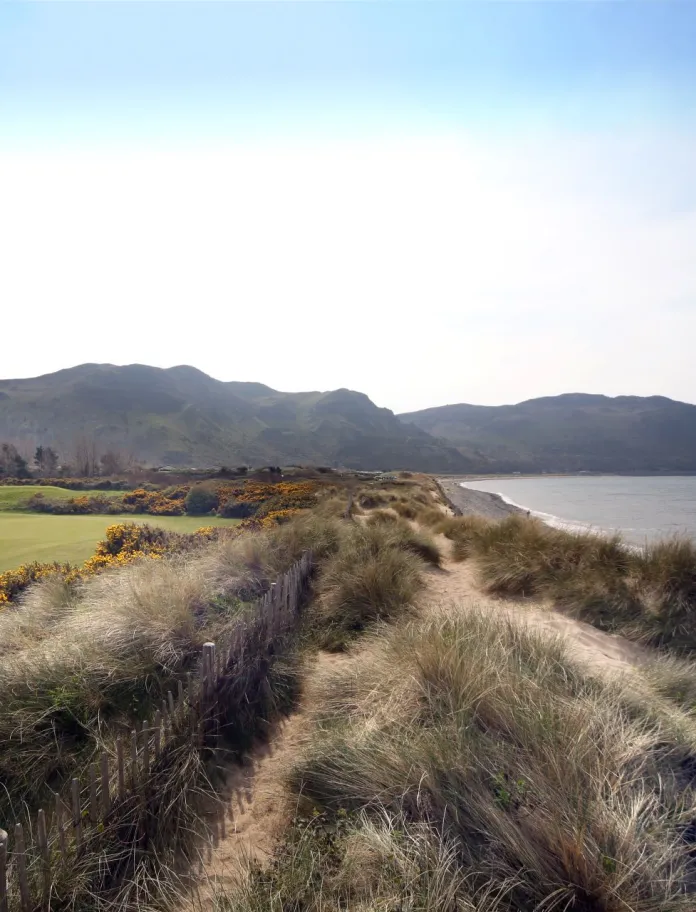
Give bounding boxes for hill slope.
[399,393,696,473]
[0,364,471,472]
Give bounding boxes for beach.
[437,477,523,519]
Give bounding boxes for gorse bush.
[25,492,125,515]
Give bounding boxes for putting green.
[0,514,240,572]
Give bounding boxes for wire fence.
[0,549,314,912]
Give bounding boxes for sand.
[437,476,523,519]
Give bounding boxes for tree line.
[0,439,134,479]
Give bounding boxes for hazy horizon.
[2,2,694,413]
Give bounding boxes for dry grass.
[392,500,418,519]
[278,607,696,911]
[441,513,696,655]
[311,521,441,650]
[364,508,399,526]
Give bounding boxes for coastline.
[437,477,524,520]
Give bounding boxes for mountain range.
[1,364,694,474]
[400,394,696,473]
[0,364,469,472]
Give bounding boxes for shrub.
[219,496,257,518]
[122,487,186,515]
[185,484,219,516]
[25,493,126,515]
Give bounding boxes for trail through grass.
[0,513,240,570]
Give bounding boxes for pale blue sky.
[1,2,695,410]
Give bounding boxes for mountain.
[0,364,471,473]
[399,393,696,473]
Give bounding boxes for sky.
[1,1,695,413]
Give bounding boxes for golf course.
[0,486,240,571]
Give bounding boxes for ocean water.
[462,476,696,546]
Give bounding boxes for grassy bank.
[228,607,696,911]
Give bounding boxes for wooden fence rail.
[0,549,314,912]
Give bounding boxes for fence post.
[142,721,150,780]
[117,738,125,802]
[14,823,31,912]
[130,731,138,789]
[71,779,82,850]
[154,710,162,760]
[0,828,7,912]
[101,751,111,817]
[55,798,67,861]
[37,808,50,909]
[89,763,99,825]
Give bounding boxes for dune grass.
[228,607,696,912]
[312,521,440,650]
[436,513,696,655]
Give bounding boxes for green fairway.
[0,514,240,572]
[0,485,123,511]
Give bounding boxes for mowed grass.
[0,485,123,510]
[0,513,240,571]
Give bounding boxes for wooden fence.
[0,549,314,912]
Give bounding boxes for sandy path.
[186,650,350,907]
[422,539,647,678]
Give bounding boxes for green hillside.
[399,393,696,473]
[0,364,471,473]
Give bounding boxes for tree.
[0,443,30,478]
[73,434,99,477]
[100,450,123,475]
[35,445,59,475]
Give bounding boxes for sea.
[461,476,696,547]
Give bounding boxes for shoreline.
[437,477,524,520]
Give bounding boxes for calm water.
[462,476,696,546]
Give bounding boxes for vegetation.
[0,514,240,575]
[230,607,696,911]
[0,479,320,577]
[437,512,696,654]
[0,442,30,477]
[4,469,695,911]
[0,485,123,510]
